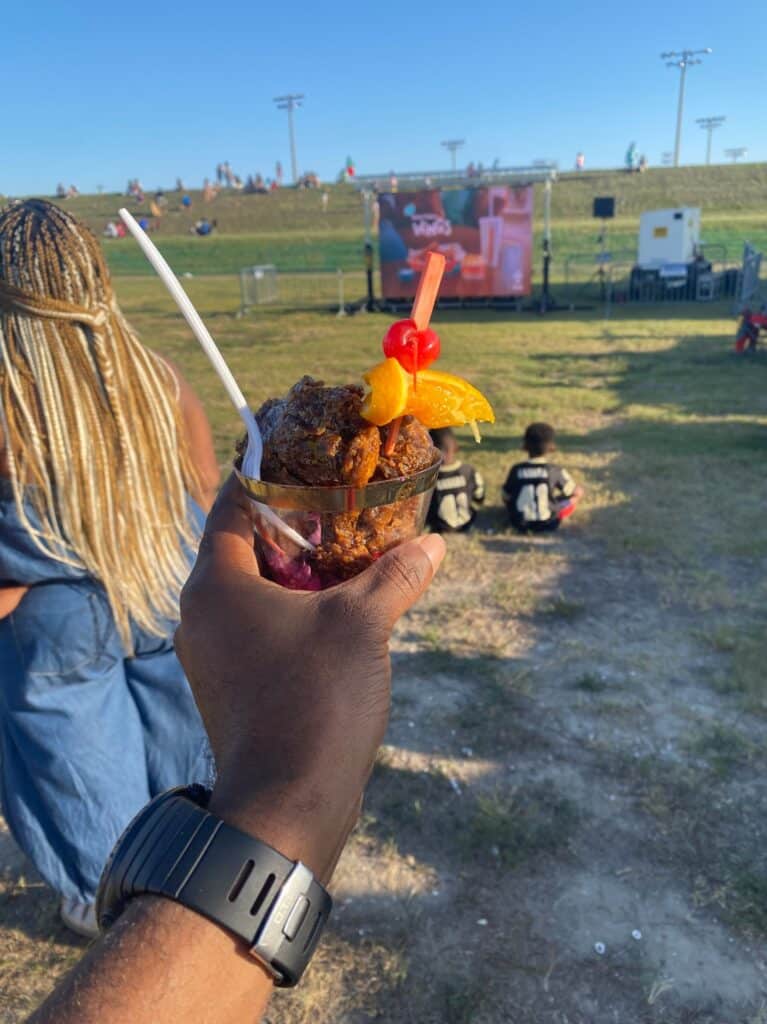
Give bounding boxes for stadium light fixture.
[440,139,465,173]
[696,116,726,165]
[273,94,304,184]
[660,49,712,167]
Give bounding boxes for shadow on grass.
[424,300,738,327]
[606,746,767,940]
[532,332,767,420]
[0,876,89,949]
[392,645,557,751]
[362,757,578,876]
[479,532,570,556]
[0,831,90,948]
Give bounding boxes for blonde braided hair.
[0,199,200,653]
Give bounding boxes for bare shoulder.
[154,354,204,412]
[154,354,207,427]
[154,354,220,505]
[154,353,184,397]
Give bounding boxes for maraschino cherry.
[382,319,441,373]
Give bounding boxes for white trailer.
[638,207,701,270]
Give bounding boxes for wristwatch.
[96,785,332,987]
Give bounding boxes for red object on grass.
[734,309,767,353]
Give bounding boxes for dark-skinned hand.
[175,474,445,882]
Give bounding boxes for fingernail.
[415,533,446,573]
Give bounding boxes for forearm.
[28,896,274,1024]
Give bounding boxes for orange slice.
[404,369,495,429]
[360,360,494,431]
[361,357,409,426]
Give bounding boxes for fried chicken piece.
[256,377,380,487]
[376,416,434,479]
[253,377,435,487]
[311,499,422,580]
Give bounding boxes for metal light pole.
[441,139,465,172]
[725,147,748,163]
[661,49,711,167]
[273,94,304,184]
[696,116,726,165]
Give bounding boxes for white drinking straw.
[118,208,312,551]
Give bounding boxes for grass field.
[2,277,767,1021]
[27,163,767,278]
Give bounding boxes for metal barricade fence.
[240,265,278,310]
[736,243,764,311]
[236,259,759,318]
[560,248,742,307]
[238,269,367,316]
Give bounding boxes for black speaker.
[593,196,615,219]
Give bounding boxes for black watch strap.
[96,785,332,987]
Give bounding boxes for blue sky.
[2,0,765,195]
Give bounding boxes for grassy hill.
[7,163,765,277]
[550,163,767,217]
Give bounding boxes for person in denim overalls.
[0,200,220,937]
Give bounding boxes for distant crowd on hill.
[54,160,324,211]
[208,160,321,194]
[97,162,330,241]
[53,140,655,206]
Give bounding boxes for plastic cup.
[235,456,441,590]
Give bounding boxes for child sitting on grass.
[427,428,485,533]
[503,422,582,534]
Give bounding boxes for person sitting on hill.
[427,428,485,533]
[191,218,216,236]
[502,422,582,534]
